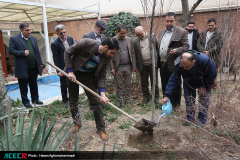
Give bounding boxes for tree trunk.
[0,56,12,125]
[178,0,203,27]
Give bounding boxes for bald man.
[133,26,159,104]
[163,51,217,126]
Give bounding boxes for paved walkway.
[7,81,84,106]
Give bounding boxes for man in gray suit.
[83,20,107,42]
[133,26,159,104]
[158,12,189,110]
[65,38,119,140]
[110,24,137,108]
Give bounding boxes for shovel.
[46,61,156,132]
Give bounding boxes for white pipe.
[98,2,101,20]
[41,0,51,74]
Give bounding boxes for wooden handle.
[46,61,138,123]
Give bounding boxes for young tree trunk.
[178,0,203,27]
[0,57,12,125]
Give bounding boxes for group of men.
[9,11,223,141]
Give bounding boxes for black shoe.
[117,102,122,108]
[32,100,43,105]
[154,99,159,104]
[24,103,32,108]
[143,99,149,104]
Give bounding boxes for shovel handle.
[46,61,138,123]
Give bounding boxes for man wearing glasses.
[9,22,44,108]
[162,51,217,126]
[83,20,107,43]
[51,24,74,106]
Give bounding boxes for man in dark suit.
[186,21,200,51]
[133,26,159,104]
[65,38,119,140]
[9,23,43,108]
[83,20,107,42]
[110,24,137,108]
[158,12,189,110]
[51,24,74,105]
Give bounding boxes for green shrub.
[105,12,141,38]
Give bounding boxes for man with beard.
[158,12,189,110]
[65,38,119,141]
[83,20,107,42]
[186,21,200,51]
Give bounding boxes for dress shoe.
[154,99,160,104]
[72,124,82,133]
[117,102,122,108]
[24,103,32,108]
[32,100,43,105]
[97,130,108,141]
[143,99,149,104]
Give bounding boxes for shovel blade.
[134,118,156,132]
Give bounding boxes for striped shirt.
[79,53,102,72]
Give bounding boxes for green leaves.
[105,12,141,38]
[0,107,72,151]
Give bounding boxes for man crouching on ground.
[64,38,119,141]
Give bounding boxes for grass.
[118,121,133,129]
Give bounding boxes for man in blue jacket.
[162,51,217,126]
[51,24,74,105]
[9,23,43,108]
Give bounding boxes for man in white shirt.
[186,21,199,51]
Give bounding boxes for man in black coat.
[51,24,74,105]
[186,21,200,51]
[83,20,107,42]
[9,23,43,108]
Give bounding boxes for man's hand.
[169,49,177,54]
[198,87,206,96]
[111,69,115,75]
[162,97,169,105]
[204,51,209,56]
[25,50,29,56]
[100,96,109,104]
[132,68,137,72]
[68,72,76,82]
[57,72,63,77]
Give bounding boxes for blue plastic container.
[162,99,172,116]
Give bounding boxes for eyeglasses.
[59,32,66,35]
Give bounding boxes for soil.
[47,79,240,159]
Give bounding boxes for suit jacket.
[197,28,223,67]
[64,39,111,88]
[83,31,106,42]
[133,33,159,73]
[191,28,200,51]
[158,26,189,72]
[51,36,74,72]
[9,33,43,79]
[110,36,136,71]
